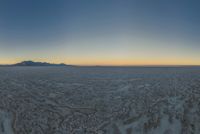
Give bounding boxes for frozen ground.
[0,66,200,134]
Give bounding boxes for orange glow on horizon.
[1,57,199,66]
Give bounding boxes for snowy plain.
[0,66,200,134]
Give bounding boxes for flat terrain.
[0,66,200,134]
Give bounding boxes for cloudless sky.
[0,0,200,65]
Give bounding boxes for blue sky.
[0,0,200,65]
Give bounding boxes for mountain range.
[9,61,71,67]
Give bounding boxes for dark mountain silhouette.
[13,61,70,66]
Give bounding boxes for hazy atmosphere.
[0,0,200,65]
[1,1,200,134]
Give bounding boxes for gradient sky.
[0,0,200,65]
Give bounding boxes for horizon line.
[0,60,200,67]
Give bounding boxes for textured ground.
[0,66,200,134]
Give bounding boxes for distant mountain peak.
[14,61,69,66]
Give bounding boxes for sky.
[0,0,200,65]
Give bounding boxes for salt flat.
[0,109,14,134]
[0,66,200,134]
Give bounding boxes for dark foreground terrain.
[0,66,200,134]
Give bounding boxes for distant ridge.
[0,61,199,67]
[13,61,71,67]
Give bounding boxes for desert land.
[0,66,200,134]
